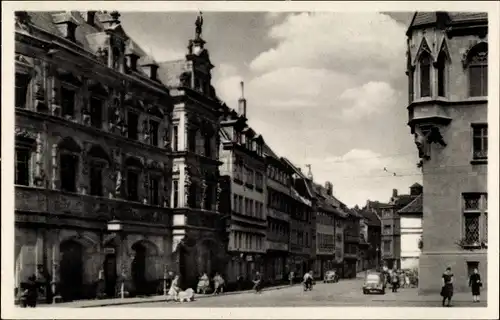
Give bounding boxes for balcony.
[15,186,171,225]
[407,99,452,127]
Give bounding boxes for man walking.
[253,271,262,294]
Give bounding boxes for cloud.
[339,81,400,120]
[250,12,406,80]
[305,149,421,206]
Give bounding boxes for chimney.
[238,81,247,118]
[87,11,96,25]
[325,181,333,196]
[305,164,313,180]
[392,189,398,199]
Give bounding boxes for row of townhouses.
[13,10,383,302]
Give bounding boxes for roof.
[263,143,279,158]
[157,59,189,88]
[366,200,392,210]
[407,11,488,35]
[358,209,381,227]
[394,194,415,209]
[312,183,348,218]
[410,182,423,188]
[398,194,423,214]
[25,11,152,76]
[281,157,314,199]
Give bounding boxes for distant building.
[362,201,383,270]
[398,192,423,270]
[343,206,361,278]
[380,185,421,270]
[356,209,370,273]
[406,12,488,293]
[218,84,267,283]
[312,182,346,279]
[264,149,293,283]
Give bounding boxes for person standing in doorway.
[441,267,454,307]
[468,268,482,303]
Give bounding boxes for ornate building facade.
[157,13,227,288]
[218,84,267,283]
[15,11,174,301]
[406,12,488,293]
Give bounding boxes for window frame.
[15,145,33,186]
[172,124,179,152]
[126,167,141,202]
[89,159,107,196]
[467,45,488,97]
[89,96,104,129]
[60,84,76,118]
[436,51,448,98]
[172,180,179,208]
[471,123,488,162]
[149,119,160,147]
[462,193,488,247]
[127,111,140,141]
[419,52,432,98]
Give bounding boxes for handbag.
[440,286,445,297]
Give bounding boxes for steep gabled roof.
[281,157,314,198]
[359,208,381,227]
[394,194,415,209]
[398,194,423,214]
[407,11,488,35]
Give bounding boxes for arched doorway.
[103,252,117,298]
[131,242,147,296]
[59,240,84,301]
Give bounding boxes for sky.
[120,11,421,207]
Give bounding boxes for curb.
[66,284,301,308]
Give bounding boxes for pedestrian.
[405,273,410,289]
[197,272,210,294]
[24,275,39,308]
[213,273,225,295]
[440,267,454,307]
[468,268,482,303]
[303,270,313,291]
[289,271,294,286]
[252,271,262,294]
[168,275,180,301]
[391,270,399,293]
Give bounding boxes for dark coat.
[469,273,482,296]
[441,273,454,298]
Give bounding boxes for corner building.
[157,16,227,288]
[15,11,173,300]
[405,12,488,293]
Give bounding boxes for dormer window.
[52,12,79,43]
[87,11,96,25]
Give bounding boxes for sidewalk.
[371,288,488,303]
[39,283,301,308]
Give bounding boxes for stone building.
[218,83,267,283]
[343,206,361,278]
[282,159,316,278]
[157,13,227,288]
[380,186,419,270]
[360,202,383,270]
[14,11,174,301]
[264,148,293,283]
[312,182,346,279]
[398,192,423,270]
[406,12,488,293]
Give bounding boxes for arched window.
[468,43,488,97]
[125,157,142,201]
[419,52,432,98]
[436,52,447,97]
[59,137,81,193]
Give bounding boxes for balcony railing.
[15,186,171,225]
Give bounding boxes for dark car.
[363,272,386,294]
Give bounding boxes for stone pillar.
[33,133,45,187]
[215,181,222,213]
[201,179,207,209]
[51,230,61,302]
[111,148,123,199]
[51,144,59,189]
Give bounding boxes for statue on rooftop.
[195,11,203,39]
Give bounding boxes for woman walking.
[441,267,454,307]
[468,268,482,303]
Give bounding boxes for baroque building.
[15,11,174,301]
[406,12,488,293]
[218,83,267,284]
[157,13,227,288]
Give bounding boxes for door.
[60,240,84,301]
[131,245,146,296]
[104,254,117,297]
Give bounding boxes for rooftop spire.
[195,11,203,40]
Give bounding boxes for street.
[119,277,486,308]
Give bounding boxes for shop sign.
[246,255,253,262]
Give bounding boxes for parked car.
[323,270,339,283]
[362,272,385,294]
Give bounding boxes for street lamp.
[107,220,125,299]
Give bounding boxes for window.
[204,135,211,158]
[61,87,75,117]
[172,125,178,151]
[463,193,487,246]
[15,74,30,109]
[383,240,391,253]
[204,184,213,210]
[233,194,239,213]
[149,175,160,205]
[127,170,139,201]
[383,224,391,235]
[173,180,179,208]
[436,52,447,97]
[472,124,487,160]
[149,120,159,147]
[419,52,431,98]
[60,153,78,192]
[188,129,197,152]
[127,112,139,140]
[188,182,199,208]
[15,148,31,186]
[89,164,104,196]
[90,98,103,128]
[238,195,243,213]
[468,44,488,97]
